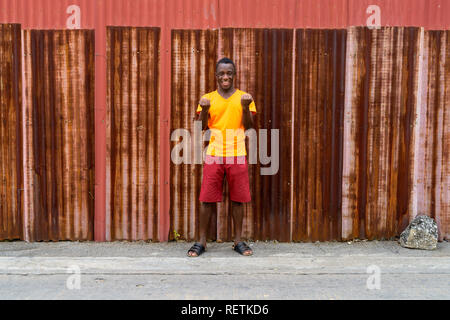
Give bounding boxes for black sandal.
[187,243,206,257]
[233,241,253,256]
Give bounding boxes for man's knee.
[201,202,216,210]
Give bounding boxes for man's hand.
[241,93,253,110]
[199,97,211,110]
[241,93,254,130]
[198,97,211,130]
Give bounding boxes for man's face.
[216,63,235,90]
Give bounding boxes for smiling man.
[187,57,256,257]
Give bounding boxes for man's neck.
[217,87,236,99]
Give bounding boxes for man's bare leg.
[231,201,252,255]
[188,202,215,257]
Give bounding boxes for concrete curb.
[1,256,449,275]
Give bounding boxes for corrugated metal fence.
[0,0,449,242]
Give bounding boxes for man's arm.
[197,97,211,130]
[241,94,254,130]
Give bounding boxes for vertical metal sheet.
[22,29,95,241]
[292,29,347,242]
[219,28,294,242]
[106,27,160,241]
[410,30,450,241]
[170,28,293,242]
[94,0,107,241]
[217,0,348,28]
[439,30,450,241]
[0,24,23,240]
[342,27,420,240]
[170,29,218,241]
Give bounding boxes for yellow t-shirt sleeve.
[249,100,256,114]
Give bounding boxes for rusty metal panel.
[0,24,23,240]
[170,28,293,242]
[21,29,95,241]
[292,29,347,242]
[410,30,450,241]
[342,27,421,240]
[106,27,160,241]
[439,30,450,241]
[219,29,294,242]
[170,29,218,241]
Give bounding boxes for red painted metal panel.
[218,0,349,28]
[105,0,219,29]
[1,0,449,30]
[0,24,23,240]
[94,0,106,242]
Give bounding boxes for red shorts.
[199,156,251,203]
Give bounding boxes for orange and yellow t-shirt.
[196,89,257,157]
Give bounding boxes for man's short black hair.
[216,57,236,73]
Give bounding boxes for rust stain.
[411,30,450,241]
[0,24,23,240]
[106,27,160,241]
[22,29,95,241]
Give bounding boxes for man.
[187,57,256,257]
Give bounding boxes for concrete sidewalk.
[0,240,449,299]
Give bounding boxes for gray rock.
[399,215,438,250]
